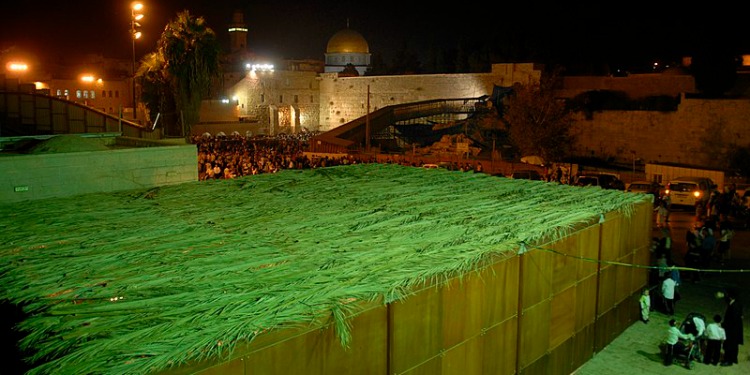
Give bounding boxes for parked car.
[626,181,663,196]
[663,176,715,208]
[510,169,543,180]
[575,173,626,190]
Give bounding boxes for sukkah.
[0,164,651,374]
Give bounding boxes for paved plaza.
[573,210,750,375]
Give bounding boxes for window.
[294,95,298,103]
[108,90,113,98]
[310,95,314,103]
[56,89,62,96]
[76,90,82,98]
[260,94,264,103]
[83,90,89,98]
[102,90,106,98]
[279,95,283,103]
[64,89,69,97]
[115,91,119,98]
[90,91,95,99]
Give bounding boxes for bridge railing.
[309,97,488,153]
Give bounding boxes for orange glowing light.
[7,62,28,71]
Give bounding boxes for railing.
[309,97,487,153]
[0,91,160,139]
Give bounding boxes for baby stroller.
[681,312,706,361]
[672,340,700,370]
[676,313,707,368]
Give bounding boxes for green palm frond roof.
[0,163,650,374]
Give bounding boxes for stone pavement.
[572,214,750,375]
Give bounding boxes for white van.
[664,176,715,207]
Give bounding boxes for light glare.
[7,62,28,71]
[246,63,274,72]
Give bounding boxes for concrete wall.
[317,63,542,131]
[1,145,198,203]
[571,95,750,168]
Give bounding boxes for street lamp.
[130,2,144,121]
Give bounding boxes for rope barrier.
[520,241,750,273]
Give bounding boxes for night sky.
[1,1,748,72]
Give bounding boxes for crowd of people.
[656,287,744,368]
[193,132,489,181]
[194,132,368,180]
[649,192,745,368]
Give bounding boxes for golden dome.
[326,29,369,54]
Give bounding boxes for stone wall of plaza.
[571,95,750,168]
[229,70,321,133]
[316,63,543,131]
[558,73,697,99]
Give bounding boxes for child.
[704,314,726,365]
[663,319,693,366]
[639,288,651,323]
[654,200,669,228]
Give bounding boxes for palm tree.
[137,52,179,135]
[158,10,221,140]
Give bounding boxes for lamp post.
[130,2,144,121]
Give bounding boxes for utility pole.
[366,84,371,152]
[131,2,144,122]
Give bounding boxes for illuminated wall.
[317,63,542,131]
[230,70,320,132]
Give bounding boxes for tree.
[137,52,179,135]
[503,68,574,162]
[158,11,221,140]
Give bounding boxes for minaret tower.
[228,10,248,53]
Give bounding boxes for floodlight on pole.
[130,2,144,121]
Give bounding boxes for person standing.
[717,219,734,266]
[699,227,716,270]
[704,314,726,365]
[654,200,669,228]
[721,289,744,366]
[656,253,669,280]
[661,274,677,316]
[660,228,673,263]
[639,288,651,323]
[685,226,703,282]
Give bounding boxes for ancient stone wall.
[230,70,320,132]
[571,95,750,169]
[559,74,696,99]
[317,63,542,131]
